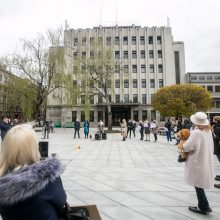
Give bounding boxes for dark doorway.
[111,106,131,126]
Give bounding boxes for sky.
[0,0,220,72]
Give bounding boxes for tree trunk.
[107,102,112,131]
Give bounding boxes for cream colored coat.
[183,128,214,188]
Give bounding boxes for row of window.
[73,50,162,59]
[73,36,162,46]
[73,64,163,74]
[115,79,163,88]
[205,85,220,93]
[80,94,154,105]
[190,75,220,81]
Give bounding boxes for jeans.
[166,129,172,142]
[74,129,80,138]
[195,187,209,210]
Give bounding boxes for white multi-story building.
[47,25,186,127]
[186,72,220,118]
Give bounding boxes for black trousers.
[195,187,209,210]
[74,129,80,138]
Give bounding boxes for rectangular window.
[132,65,137,73]
[123,51,128,59]
[133,94,138,102]
[207,86,213,92]
[73,52,78,59]
[81,111,85,122]
[115,94,120,103]
[115,79,120,88]
[72,111,77,122]
[123,36,128,45]
[98,111,103,121]
[141,79,146,88]
[82,37,86,46]
[133,111,139,122]
[74,38,78,46]
[132,36,136,45]
[90,51,94,58]
[89,96,94,104]
[81,95,85,104]
[150,64,154,73]
[98,37,103,43]
[216,101,220,108]
[124,94,129,102]
[157,36,162,44]
[98,95,102,103]
[158,64,163,73]
[73,66,78,74]
[206,76,213,80]
[159,79,163,88]
[148,36,153,44]
[115,51,120,59]
[132,50,137,59]
[215,86,220,92]
[89,111,94,122]
[90,37,94,45]
[106,37,111,45]
[198,76,205,80]
[142,94,147,104]
[158,50,162,58]
[142,110,147,121]
[150,79,155,88]
[115,65,120,73]
[82,52,86,59]
[149,50,154,58]
[141,65,146,73]
[133,79,137,88]
[140,50,145,59]
[124,65,129,73]
[140,36,145,45]
[151,94,155,102]
[124,79,129,88]
[115,37,119,45]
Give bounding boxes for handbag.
[58,203,90,220]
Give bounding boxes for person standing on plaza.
[132,120,136,138]
[84,120,90,139]
[0,124,67,220]
[182,112,213,215]
[143,119,151,141]
[151,120,158,142]
[74,119,80,138]
[164,118,172,143]
[127,119,133,138]
[139,121,144,140]
[0,116,12,141]
[97,120,104,138]
[120,119,127,141]
[43,121,50,139]
[211,116,220,188]
[49,120,54,133]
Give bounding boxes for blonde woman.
[120,119,127,141]
[0,124,67,220]
[183,112,214,215]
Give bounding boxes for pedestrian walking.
[151,120,158,142]
[43,121,50,139]
[74,119,80,138]
[84,120,90,139]
[183,112,213,215]
[211,115,220,188]
[120,119,127,141]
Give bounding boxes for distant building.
[47,25,186,126]
[186,72,220,118]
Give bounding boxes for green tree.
[2,27,67,121]
[152,84,212,117]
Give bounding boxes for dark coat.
[0,122,11,141]
[213,123,220,155]
[0,157,67,220]
[74,121,80,130]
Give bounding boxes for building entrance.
[111,106,131,126]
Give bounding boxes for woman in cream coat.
[183,112,214,215]
[120,119,127,141]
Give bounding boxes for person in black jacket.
[127,119,133,138]
[0,124,67,220]
[74,119,80,138]
[0,116,12,141]
[212,116,220,188]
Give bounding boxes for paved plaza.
[1,127,220,220]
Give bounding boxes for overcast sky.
[0,0,219,72]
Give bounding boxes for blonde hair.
[0,124,41,176]
[196,124,211,131]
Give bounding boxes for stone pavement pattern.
[1,128,220,220]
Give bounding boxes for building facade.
[47,25,186,126]
[186,72,220,118]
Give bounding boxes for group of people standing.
[120,118,158,142]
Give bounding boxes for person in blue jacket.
[84,120,90,138]
[0,124,67,220]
